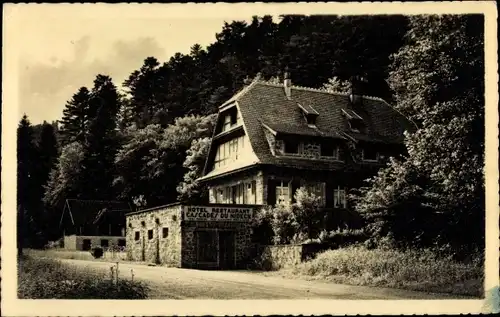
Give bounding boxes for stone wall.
[125,204,182,267]
[258,244,304,270]
[256,243,333,270]
[181,221,253,269]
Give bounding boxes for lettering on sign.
[183,206,253,222]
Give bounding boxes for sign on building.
[182,206,253,222]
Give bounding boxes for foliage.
[44,142,85,208]
[114,114,216,206]
[177,137,212,203]
[292,246,483,297]
[352,15,485,254]
[254,187,325,245]
[90,247,104,259]
[316,227,368,247]
[17,116,60,249]
[59,87,90,146]
[322,76,351,94]
[18,256,149,299]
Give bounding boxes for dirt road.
[59,258,460,299]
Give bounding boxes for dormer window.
[221,107,241,133]
[342,108,364,132]
[298,103,319,127]
[306,115,316,125]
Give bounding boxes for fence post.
[110,266,115,284]
[116,262,119,285]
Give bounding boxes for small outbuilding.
[125,203,259,269]
[59,199,131,251]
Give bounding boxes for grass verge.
[18,255,149,299]
[25,248,128,261]
[272,246,483,297]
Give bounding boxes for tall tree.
[353,14,484,254]
[59,87,90,146]
[17,115,40,252]
[114,114,216,206]
[80,74,121,200]
[34,122,60,240]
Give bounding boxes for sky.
[12,5,255,124]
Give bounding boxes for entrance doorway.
[195,230,218,267]
[218,231,235,269]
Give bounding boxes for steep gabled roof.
[60,199,132,229]
[236,82,416,166]
[200,80,416,179]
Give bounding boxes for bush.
[293,245,483,297]
[90,246,104,259]
[18,255,149,299]
[252,187,325,245]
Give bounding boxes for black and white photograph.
[2,2,499,316]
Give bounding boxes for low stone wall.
[257,244,303,270]
[256,243,332,270]
[103,251,127,261]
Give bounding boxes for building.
[59,199,131,250]
[196,74,416,226]
[125,73,416,269]
[125,203,259,269]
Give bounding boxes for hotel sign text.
[183,206,253,222]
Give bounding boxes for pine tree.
[59,87,90,146]
[17,115,39,253]
[35,122,60,240]
[80,75,121,200]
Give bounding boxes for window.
[230,183,245,204]
[224,187,231,203]
[134,231,140,241]
[141,221,145,227]
[118,239,126,247]
[82,239,91,251]
[305,182,326,206]
[222,114,231,132]
[213,136,246,169]
[148,230,153,240]
[216,188,224,203]
[276,180,291,205]
[362,148,379,161]
[306,114,317,126]
[333,186,347,208]
[101,239,109,247]
[321,142,339,158]
[162,227,169,238]
[284,140,299,154]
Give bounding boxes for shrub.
[252,187,325,245]
[90,247,104,259]
[293,245,483,297]
[18,255,149,299]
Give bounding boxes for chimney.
[349,76,367,105]
[284,68,292,99]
